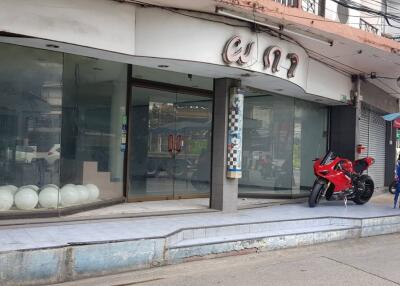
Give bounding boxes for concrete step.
[167,217,360,249]
[170,224,358,249]
[165,217,362,262]
[2,213,400,286]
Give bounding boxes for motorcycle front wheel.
[308,179,326,208]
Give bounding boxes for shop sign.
[227,87,243,179]
[394,118,400,129]
[397,129,400,140]
[222,35,299,79]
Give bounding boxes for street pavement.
[51,233,400,286]
[2,194,398,253]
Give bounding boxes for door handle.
[175,135,183,153]
[168,134,174,153]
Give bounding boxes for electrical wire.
[332,0,400,28]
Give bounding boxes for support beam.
[211,78,241,212]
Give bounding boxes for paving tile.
[0,202,399,252]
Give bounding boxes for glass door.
[128,85,213,201]
[173,93,213,198]
[128,87,175,200]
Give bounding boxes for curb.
[1,214,400,286]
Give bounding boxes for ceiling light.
[240,73,252,77]
[215,7,333,47]
[157,65,169,68]
[46,44,59,48]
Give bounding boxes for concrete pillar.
[210,78,241,212]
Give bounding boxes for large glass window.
[0,43,127,213]
[61,54,127,201]
[0,43,62,211]
[239,89,327,198]
[292,100,328,195]
[239,92,294,197]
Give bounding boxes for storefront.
[0,2,353,215]
[239,90,328,198]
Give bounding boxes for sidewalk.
[1,194,400,286]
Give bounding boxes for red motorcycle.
[309,151,375,207]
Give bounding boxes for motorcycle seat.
[354,159,368,174]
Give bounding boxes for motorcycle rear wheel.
[353,175,374,205]
[309,180,326,208]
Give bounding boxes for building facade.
[0,0,398,216]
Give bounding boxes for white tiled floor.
[67,197,290,218]
[0,195,399,253]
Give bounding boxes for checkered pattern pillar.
[227,88,243,179]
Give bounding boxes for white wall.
[0,0,135,54]
[306,59,352,102]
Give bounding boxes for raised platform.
[1,197,400,286]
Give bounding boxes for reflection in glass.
[129,85,213,201]
[292,100,328,195]
[239,90,327,198]
[239,93,294,197]
[61,54,127,203]
[0,43,62,211]
[174,96,213,197]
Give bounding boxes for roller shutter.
[359,104,386,188]
[359,106,369,154]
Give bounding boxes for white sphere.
[39,187,60,209]
[43,184,59,190]
[0,189,14,211]
[86,184,100,201]
[75,185,89,203]
[63,184,75,188]
[22,185,40,192]
[0,186,11,193]
[4,185,18,194]
[15,188,39,210]
[60,185,79,206]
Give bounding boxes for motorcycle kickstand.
[344,196,348,208]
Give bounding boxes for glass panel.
[174,93,213,198]
[0,43,62,211]
[61,54,127,204]
[129,65,213,201]
[129,87,176,199]
[292,100,327,195]
[239,92,294,197]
